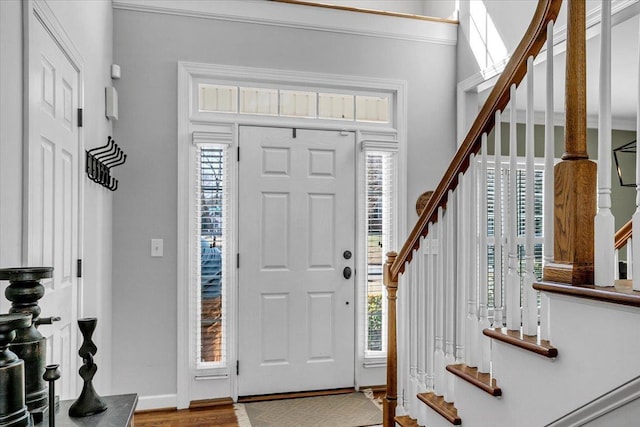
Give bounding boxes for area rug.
[235,392,382,427]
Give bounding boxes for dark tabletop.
[34,394,138,427]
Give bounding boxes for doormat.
[235,392,382,427]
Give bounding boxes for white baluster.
[417,235,430,426]
[629,238,634,281]
[396,270,407,415]
[426,223,436,391]
[595,0,615,287]
[444,189,457,403]
[493,111,505,328]
[478,134,491,374]
[633,8,640,291]
[409,252,417,415]
[434,207,445,396]
[466,154,479,369]
[402,264,410,413]
[542,21,555,342]
[507,85,522,331]
[456,172,467,364]
[523,56,538,336]
[418,236,427,397]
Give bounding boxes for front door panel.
[238,126,355,396]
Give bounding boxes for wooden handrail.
[615,219,633,250]
[390,0,562,280]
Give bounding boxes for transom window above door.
[197,83,390,124]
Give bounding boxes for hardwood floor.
[134,389,385,426]
[134,404,239,427]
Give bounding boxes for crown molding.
[112,0,457,45]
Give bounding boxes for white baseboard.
[136,394,178,411]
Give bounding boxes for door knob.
[343,266,352,279]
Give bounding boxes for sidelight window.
[195,144,230,366]
[364,150,396,354]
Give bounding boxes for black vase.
[0,313,33,427]
[0,267,54,420]
[68,318,107,417]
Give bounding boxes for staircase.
[382,1,640,426]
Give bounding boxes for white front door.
[238,126,356,396]
[25,8,81,400]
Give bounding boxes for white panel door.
[238,126,355,396]
[25,11,80,400]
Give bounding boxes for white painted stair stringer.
[415,293,640,426]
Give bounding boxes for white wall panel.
[261,193,290,269]
[308,194,335,269]
[307,292,334,361]
[261,293,290,364]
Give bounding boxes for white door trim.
[177,61,406,408]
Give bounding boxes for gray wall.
[112,9,457,397]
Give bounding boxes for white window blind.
[279,90,317,118]
[239,87,278,116]
[194,143,230,366]
[486,162,544,309]
[318,93,354,121]
[365,150,396,353]
[356,95,390,123]
[199,84,238,113]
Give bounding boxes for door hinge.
[237,146,240,161]
[236,360,239,376]
[77,259,82,278]
[77,109,83,127]
[292,128,297,138]
[236,253,240,269]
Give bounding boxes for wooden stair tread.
[394,415,420,427]
[483,327,558,358]
[446,363,502,396]
[533,280,640,308]
[416,392,461,425]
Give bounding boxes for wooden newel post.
[543,0,596,285]
[383,251,398,427]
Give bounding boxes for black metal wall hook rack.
[85,136,127,191]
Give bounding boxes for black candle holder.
[68,318,107,417]
[43,364,61,427]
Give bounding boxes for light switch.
[151,239,163,257]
